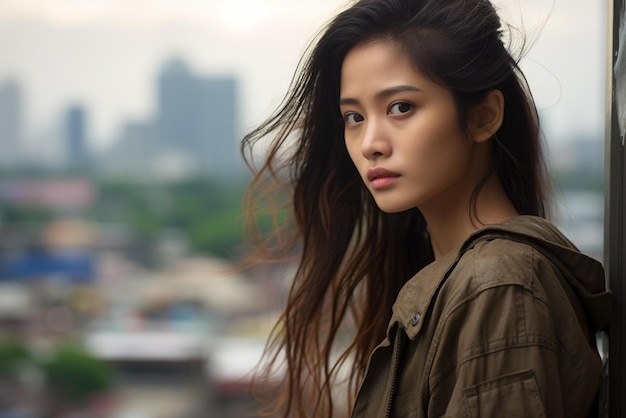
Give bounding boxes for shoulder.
[445,238,555,303]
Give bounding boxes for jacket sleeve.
[429,282,565,418]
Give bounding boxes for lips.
[366,167,401,189]
[367,167,400,182]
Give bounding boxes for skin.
[340,40,519,258]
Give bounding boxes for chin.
[374,200,416,214]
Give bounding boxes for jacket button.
[410,313,421,326]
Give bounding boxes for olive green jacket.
[351,216,612,418]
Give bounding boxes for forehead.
[340,40,427,96]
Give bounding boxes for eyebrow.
[339,85,422,106]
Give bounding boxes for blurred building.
[100,57,243,180]
[156,58,241,177]
[65,104,90,170]
[0,79,23,167]
[548,137,604,172]
[0,178,95,213]
[0,178,97,278]
[101,120,156,176]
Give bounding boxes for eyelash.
[342,101,415,126]
[388,101,414,115]
[344,112,364,125]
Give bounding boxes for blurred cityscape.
[0,53,605,418]
[0,56,292,418]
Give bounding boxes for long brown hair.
[241,0,549,416]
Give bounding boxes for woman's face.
[340,40,484,214]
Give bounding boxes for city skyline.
[100,57,242,179]
[0,55,242,178]
[0,0,609,155]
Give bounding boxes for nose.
[360,119,391,159]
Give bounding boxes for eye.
[388,102,413,116]
[344,112,364,125]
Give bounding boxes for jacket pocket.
[463,369,547,418]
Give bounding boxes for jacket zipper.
[385,329,404,418]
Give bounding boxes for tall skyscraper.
[156,58,241,177]
[0,79,23,167]
[100,119,161,178]
[65,105,89,169]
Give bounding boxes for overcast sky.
[0,0,609,152]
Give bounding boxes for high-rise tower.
[156,58,240,177]
[65,105,89,169]
[0,80,23,167]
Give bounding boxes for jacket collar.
[391,215,611,340]
[391,246,460,340]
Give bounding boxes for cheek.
[409,123,469,176]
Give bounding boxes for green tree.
[41,344,112,404]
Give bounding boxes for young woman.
[241,0,612,416]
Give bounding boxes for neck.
[421,174,519,259]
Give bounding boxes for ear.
[468,89,504,143]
